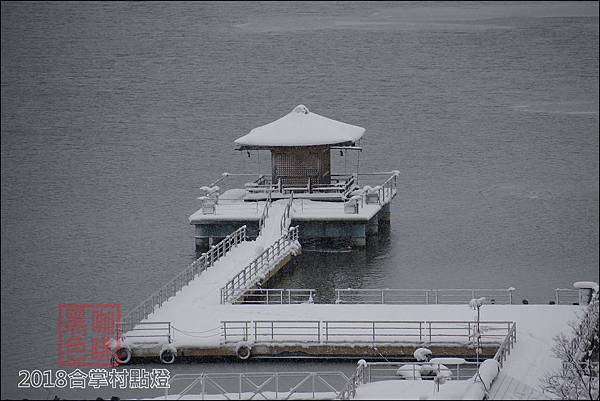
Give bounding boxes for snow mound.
[477,359,500,389]
[396,364,422,380]
[414,347,432,361]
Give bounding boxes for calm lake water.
[1,1,598,399]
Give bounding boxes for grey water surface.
[1,1,598,399]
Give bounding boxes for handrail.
[233,288,315,304]
[119,225,247,335]
[341,175,357,200]
[258,190,272,233]
[554,288,586,305]
[345,171,398,211]
[493,322,517,368]
[119,321,172,343]
[338,359,483,399]
[335,288,516,305]
[338,361,366,400]
[220,226,300,304]
[280,192,294,234]
[377,171,399,204]
[223,320,321,343]
[221,319,514,345]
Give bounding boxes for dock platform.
[190,171,398,252]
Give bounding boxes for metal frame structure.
[165,371,350,400]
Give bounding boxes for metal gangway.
[119,195,302,340]
[220,195,299,304]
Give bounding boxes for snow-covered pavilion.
[235,105,365,187]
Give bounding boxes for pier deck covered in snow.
[190,171,398,252]
[190,105,399,252]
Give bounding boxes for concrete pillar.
[367,214,379,236]
[380,203,391,223]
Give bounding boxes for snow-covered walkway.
[143,199,296,318]
[146,299,577,394]
[488,371,545,400]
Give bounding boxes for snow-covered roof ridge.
[234,105,366,147]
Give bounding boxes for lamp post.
[469,297,487,367]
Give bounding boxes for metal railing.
[337,360,481,399]
[554,288,592,305]
[493,321,517,368]
[335,288,516,305]
[223,320,321,344]
[220,226,300,304]
[351,171,399,205]
[119,321,172,344]
[280,192,294,234]
[340,174,357,200]
[221,319,514,345]
[258,191,272,233]
[377,171,399,204]
[232,288,315,304]
[322,320,512,344]
[203,171,398,203]
[166,371,349,400]
[246,174,356,197]
[338,361,366,400]
[119,226,247,335]
[364,360,480,381]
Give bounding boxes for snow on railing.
[232,288,315,305]
[338,360,482,399]
[119,225,247,335]
[335,288,516,305]
[220,226,300,304]
[377,171,399,204]
[258,190,272,234]
[493,321,517,368]
[338,360,366,400]
[366,360,479,382]
[221,319,514,345]
[554,288,589,305]
[223,320,322,344]
[341,171,398,212]
[119,321,172,344]
[165,371,349,400]
[280,192,294,234]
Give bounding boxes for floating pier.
[190,105,398,253]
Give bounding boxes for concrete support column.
[380,203,391,223]
[367,214,379,236]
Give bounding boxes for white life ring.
[160,345,177,364]
[235,343,252,360]
[114,346,132,365]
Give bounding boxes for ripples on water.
[1,1,598,398]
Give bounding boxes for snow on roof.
[234,105,365,147]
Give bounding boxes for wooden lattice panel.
[272,147,330,186]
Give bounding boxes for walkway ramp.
[489,371,546,400]
[120,198,299,340]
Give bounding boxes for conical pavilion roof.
[235,105,365,148]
